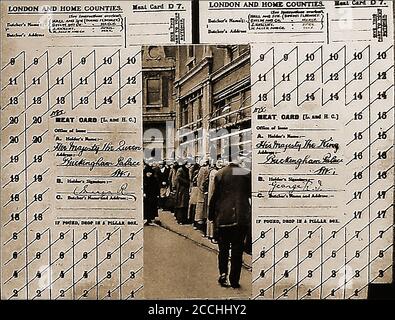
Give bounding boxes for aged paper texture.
[201,1,394,299]
[0,0,192,300]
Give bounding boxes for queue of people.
[143,152,252,289]
[144,157,229,238]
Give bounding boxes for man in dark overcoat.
[174,158,190,224]
[209,152,251,288]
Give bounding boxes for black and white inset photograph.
[142,45,253,299]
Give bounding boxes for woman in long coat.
[167,162,179,213]
[206,159,224,239]
[174,160,190,224]
[143,165,159,224]
[195,159,210,232]
[188,162,200,225]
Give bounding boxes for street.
[144,225,251,299]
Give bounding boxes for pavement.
[143,225,252,299]
[156,210,252,270]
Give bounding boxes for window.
[214,100,225,117]
[181,102,189,127]
[147,79,161,105]
[188,45,195,58]
[187,46,196,71]
[193,98,202,122]
[226,46,236,63]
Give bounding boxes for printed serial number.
[192,304,247,316]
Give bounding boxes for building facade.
[142,46,176,161]
[142,45,251,162]
[174,45,251,161]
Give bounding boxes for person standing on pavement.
[206,159,224,241]
[167,161,179,214]
[187,161,200,226]
[174,158,190,225]
[168,161,178,192]
[195,158,210,234]
[209,151,251,289]
[143,163,160,226]
[158,161,170,209]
